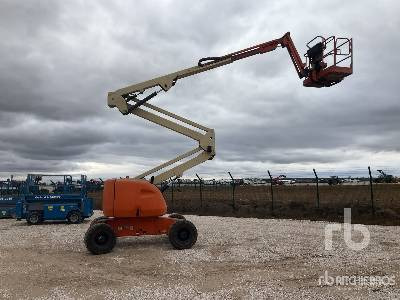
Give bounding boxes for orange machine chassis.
[85,180,198,254]
[93,216,177,238]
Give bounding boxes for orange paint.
[103,179,167,218]
[104,216,176,237]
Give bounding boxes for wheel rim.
[95,233,108,245]
[178,229,190,241]
[70,213,79,223]
[30,214,38,223]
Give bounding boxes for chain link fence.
[162,180,400,220]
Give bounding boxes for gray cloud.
[1,0,400,179]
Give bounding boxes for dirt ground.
[0,211,399,299]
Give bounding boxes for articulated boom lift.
[107,32,353,184]
[85,33,353,255]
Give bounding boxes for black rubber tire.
[85,223,116,255]
[90,216,109,227]
[168,213,186,220]
[67,211,82,224]
[26,211,42,225]
[168,220,197,250]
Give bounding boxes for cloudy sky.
[1,0,399,180]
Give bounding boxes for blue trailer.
[15,174,94,225]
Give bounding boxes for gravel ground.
[0,211,399,299]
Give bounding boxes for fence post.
[368,166,374,214]
[267,170,274,211]
[212,179,216,203]
[171,181,174,210]
[228,172,235,210]
[196,173,203,209]
[313,169,320,208]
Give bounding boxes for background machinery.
[328,176,343,186]
[375,169,397,184]
[84,32,353,254]
[15,174,93,225]
[86,178,104,192]
[271,175,287,186]
[0,195,17,218]
[0,176,23,218]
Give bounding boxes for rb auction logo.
[324,208,370,251]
